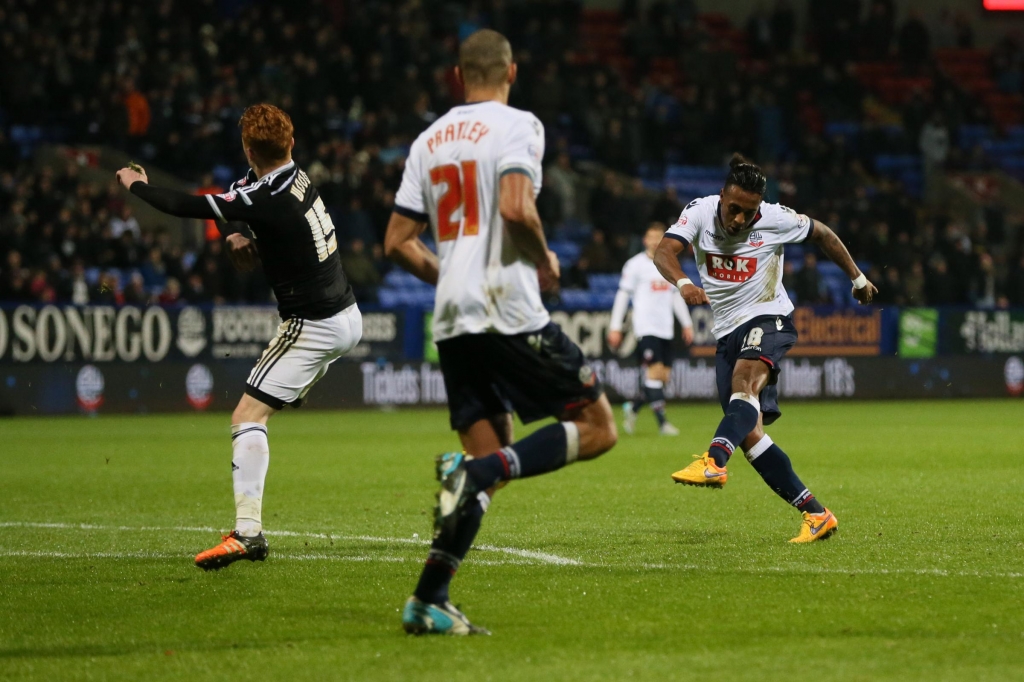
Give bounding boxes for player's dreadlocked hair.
[724,153,767,197]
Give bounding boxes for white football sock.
[231,422,270,537]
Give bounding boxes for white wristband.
[852,273,867,289]
[676,278,692,292]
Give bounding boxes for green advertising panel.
[899,308,938,358]
[423,312,439,363]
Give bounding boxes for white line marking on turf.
[0,549,531,566]
[3,522,1019,578]
[0,521,581,566]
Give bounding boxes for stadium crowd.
[2,0,1024,308]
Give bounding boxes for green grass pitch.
[2,400,1023,681]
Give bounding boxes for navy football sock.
[708,393,760,467]
[745,436,825,513]
[633,376,648,411]
[645,383,667,427]
[413,495,486,604]
[464,422,580,490]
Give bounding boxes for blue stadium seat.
[558,289,616,309]
[549,241,581,265]
[587,274,620,291]
[824,122,860,140]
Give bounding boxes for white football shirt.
[611,252,692,340]
[665,195,812,339]
[395,101,549,342]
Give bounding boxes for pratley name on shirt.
[426,121,491,153]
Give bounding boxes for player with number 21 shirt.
[386,29,617,635]
[654,155,877,543]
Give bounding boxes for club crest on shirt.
[748,231,764,247]
[218,190,237,202]
[236,177,248,186]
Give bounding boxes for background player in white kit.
[654,156,877,543]
[385,29,617,635]
[607,223,694,436]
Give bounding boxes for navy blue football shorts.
[636,336,674,368]
[437,322,604,432]
[715,314,798,426]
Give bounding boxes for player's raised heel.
[789,508,838,543]
[671,452,728,488]
[194,531,269,571]
[402,596,490,636]
[433,452,477,539]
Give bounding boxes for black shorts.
[437,322,604,432]
[715,314,798,426]
[636,336,673,368]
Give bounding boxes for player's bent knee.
[232,393,276,425]
[575,396,618,459]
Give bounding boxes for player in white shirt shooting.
[607,223,694,436]
[654,155,877,543]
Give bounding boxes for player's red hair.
[239,104,293,164]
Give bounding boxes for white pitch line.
[0,549,533,566]
[0,521,581,566]
[4,522,1019,578]
[636,562,1024,580]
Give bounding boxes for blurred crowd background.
[2,0,1024,309]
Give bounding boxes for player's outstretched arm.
[807,219,878,304]
[115,166,219,220]
[384,212,439,286]
[654,236,708,306]
[499,172,559,292]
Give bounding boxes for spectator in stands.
[159,278,183,307]
[898,9,931,72]
[140,247,168,290]
[649,187,684,228]
[920,113,950,205]
[123,272,150,306]
[109,204,140,240]
[903,260,927,304]
[581,230,615,274]
[794,252,828,304]
[341,238,382,303]
[563,255,592,290]
[94,271,124,306]
[538,175,564,233]
[876,267,905,306]
[927,255,956,305]
[971,252,998,309]
[60,259,90,305]
[862,1,896,61]
[183,272,207,304]
[545,153,581,224]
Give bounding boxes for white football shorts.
[245,304,362,409]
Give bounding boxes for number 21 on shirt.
[430,161,478,242]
